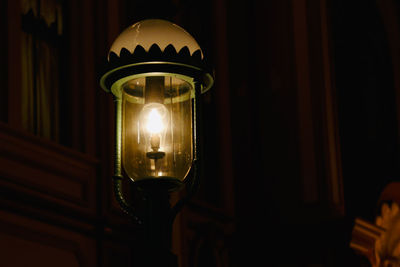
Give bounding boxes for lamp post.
[100,19,213,266]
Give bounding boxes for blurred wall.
[1,0,400,266]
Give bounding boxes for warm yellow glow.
[139,103,170,153]
[122,76,194,182]
[146,108,164,134]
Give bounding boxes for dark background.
[1,0,400,266]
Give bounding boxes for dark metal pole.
[142,187,177,267]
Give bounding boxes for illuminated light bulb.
[139,103,169,160]
[146,108,164,134]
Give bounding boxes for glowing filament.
[146,108,164,134]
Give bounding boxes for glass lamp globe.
[100,19,213,191]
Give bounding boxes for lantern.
[100,19,213,224]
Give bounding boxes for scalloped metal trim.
[104,43,211,75]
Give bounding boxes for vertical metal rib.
[114,97,122,177]
[112,96,141,224]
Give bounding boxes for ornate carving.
[351,202,400,267]
[375,202,400,267]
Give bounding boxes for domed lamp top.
[100,19,213,94]
[109,19,203,59]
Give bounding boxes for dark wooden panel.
[377,0,400,143]
[0,123,98,215]
[0,1,7,123]
[330,0,399,220]
[7,0,22,128]
[179,206,234,267]
[81,0,97,156]
[0,209,96,267]
[292,0,344,216]
[102,241,131,267]
[210,0,234,215]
